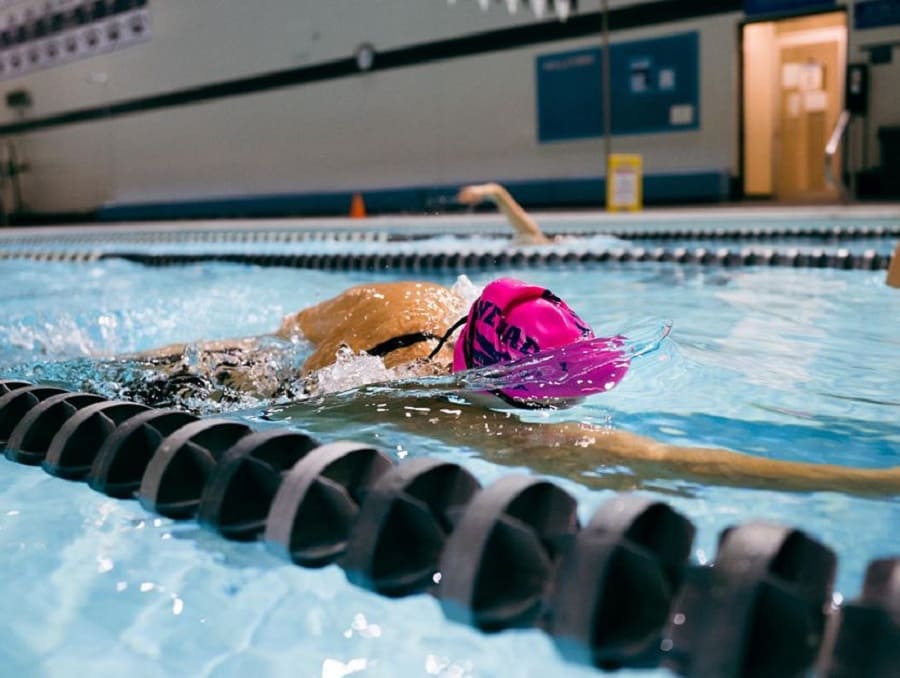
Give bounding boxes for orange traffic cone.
[350,192,367,219]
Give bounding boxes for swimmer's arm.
[277,392,900,497]
[458,183,551,245]
[887,242,900,288]
[558,423,900,495]
[459,413,900,496]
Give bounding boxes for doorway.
[742,11,847,201]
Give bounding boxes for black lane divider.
[198,429,319,542]
[4,391,107,465]
[1,247,889,272]
[819,557,900,677]
[606,224,900,242]
[0,230,387,248]
[661,524,837,677]
[88,408,198,498]
[550,495,694,670]
[265,441,394,568]
[438,475,578,631]
[1,223,897,249]
[0,384,68,449]
[0,377,897,677]
[138,419,253,519]
[343,457,480,598]
[0,223,896,272]
[43,400,151,479]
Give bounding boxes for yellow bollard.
[606,154,643,212]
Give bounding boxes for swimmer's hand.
[457,183,504,205]
[887,242,900,288]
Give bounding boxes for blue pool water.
[0,242,899,676]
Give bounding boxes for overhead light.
[354,42,375,72]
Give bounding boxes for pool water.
[0,252,898,677]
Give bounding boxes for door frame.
[737,7,849,201]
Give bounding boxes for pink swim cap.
[452,278,629,407]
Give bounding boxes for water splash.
[280,317,673,411]
[4,335,311,416]
[5,316,672,418]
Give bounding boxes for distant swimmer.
[888,242,900,288]
[457,182,552,245]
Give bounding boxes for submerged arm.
[275,390,900,497]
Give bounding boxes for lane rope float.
[0,377,897,677]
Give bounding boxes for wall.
[743,22,778,195]
[847,0,900,173]
[0,0,744,216]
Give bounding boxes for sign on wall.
[536,32,700,143]
[0,0,151,82]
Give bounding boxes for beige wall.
[3,1,742,213]
[846,6,900,170]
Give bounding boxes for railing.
[825,109,851,192]
[0,140,27,225]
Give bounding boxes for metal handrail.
[0,141,27,224]
[825,109,851,190]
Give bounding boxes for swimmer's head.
[452,278,629,408]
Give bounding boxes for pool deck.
[1,203,899,240]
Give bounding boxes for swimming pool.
[0,216,898,676]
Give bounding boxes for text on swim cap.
[472,299,541,358]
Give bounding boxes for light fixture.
[354,42,375,72]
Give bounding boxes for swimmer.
[134,276,900,497]
[137,280,469,394]
[457,182,552,245]
[136,179,551,383]
[888,242,900,288]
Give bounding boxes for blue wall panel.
[609,32,700,136]
[854,0,900,29]
[535,48,605,142]
[536,32,700,143]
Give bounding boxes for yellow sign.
[606,153,643,211]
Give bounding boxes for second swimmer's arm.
[888,242,900,288]
[458,183,551,245]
